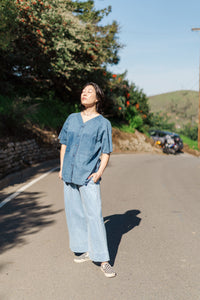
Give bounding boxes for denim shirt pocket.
[79,133,97,154]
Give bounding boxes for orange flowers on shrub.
[112,74,117,78]
[36,29,43,36]
[126,92,130,99]
[118,107,122,110]
[126,101,130,107]
[135,103,139,109]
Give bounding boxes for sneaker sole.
[100,267,116,278]
[74,257,91,263]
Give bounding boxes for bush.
[180,135,199,151]
[28,97,78,131]
[0,93,78,139]
[149,112,175,132]
[179,123,198,141]
[130,115,143,131]
[0,95,27,137]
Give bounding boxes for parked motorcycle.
[149,130,183,152]
[162,135,179,154]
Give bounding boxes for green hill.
[148,90,199,129]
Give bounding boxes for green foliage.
[100,73,151,130]
[125,106,138,123]
[117,124,135,134]
[149,112,175,132]
[0,0,17,50]
[72,0,112,23]
[180,135,199,151]
[148,91,199,140]
[110,119,135,133]
[28,96,79,130]
[0,0,121,99]
[0,95,27,137]
[0,0,153,137]
[148,90,198,129]
[130,115,143,131]
[179,123,198,141]
[0,93,79,137]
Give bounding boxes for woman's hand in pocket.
[88,171,102,183]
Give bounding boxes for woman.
[58,82,116,278]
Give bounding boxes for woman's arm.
[88,153,110,183]
[59,144,67,179]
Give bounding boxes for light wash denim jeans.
[63,178,110,262]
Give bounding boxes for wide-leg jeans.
[63,178,110,262]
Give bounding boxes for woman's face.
[81,85,98,108]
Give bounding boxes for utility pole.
[191,28,200,150]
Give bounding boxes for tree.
[0,0,121,99]
[0,0,18,92]
[0,0,17,50]
[0,0,154,134]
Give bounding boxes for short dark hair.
[81,82,104,114]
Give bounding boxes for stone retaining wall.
[0,128,164,180]
[0,139,60,179]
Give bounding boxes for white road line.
[0,166,59,209]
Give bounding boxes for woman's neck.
[83,107,98,116]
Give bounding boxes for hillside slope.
[148,90,198,128]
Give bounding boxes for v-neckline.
[79,112,101,124]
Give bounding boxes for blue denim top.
[58,112,113,185]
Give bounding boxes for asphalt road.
[0,153,200,300]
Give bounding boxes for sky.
[94,0,200,96]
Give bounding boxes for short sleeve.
[101,120,113,153]
[58,116,70,145]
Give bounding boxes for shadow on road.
[0,191,63,254]
[104,210,141,266]
[0,159,59,192]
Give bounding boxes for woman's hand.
[88,153,110,183]
[59,144,66,181]
[59,170,62,180]
[88,171,102,183]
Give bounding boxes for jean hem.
[70,247,88,253]
[89,253,110,263]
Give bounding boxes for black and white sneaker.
[100,263,116,278]
[74,252,90,263]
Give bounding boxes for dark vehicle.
[149,130,183,152]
